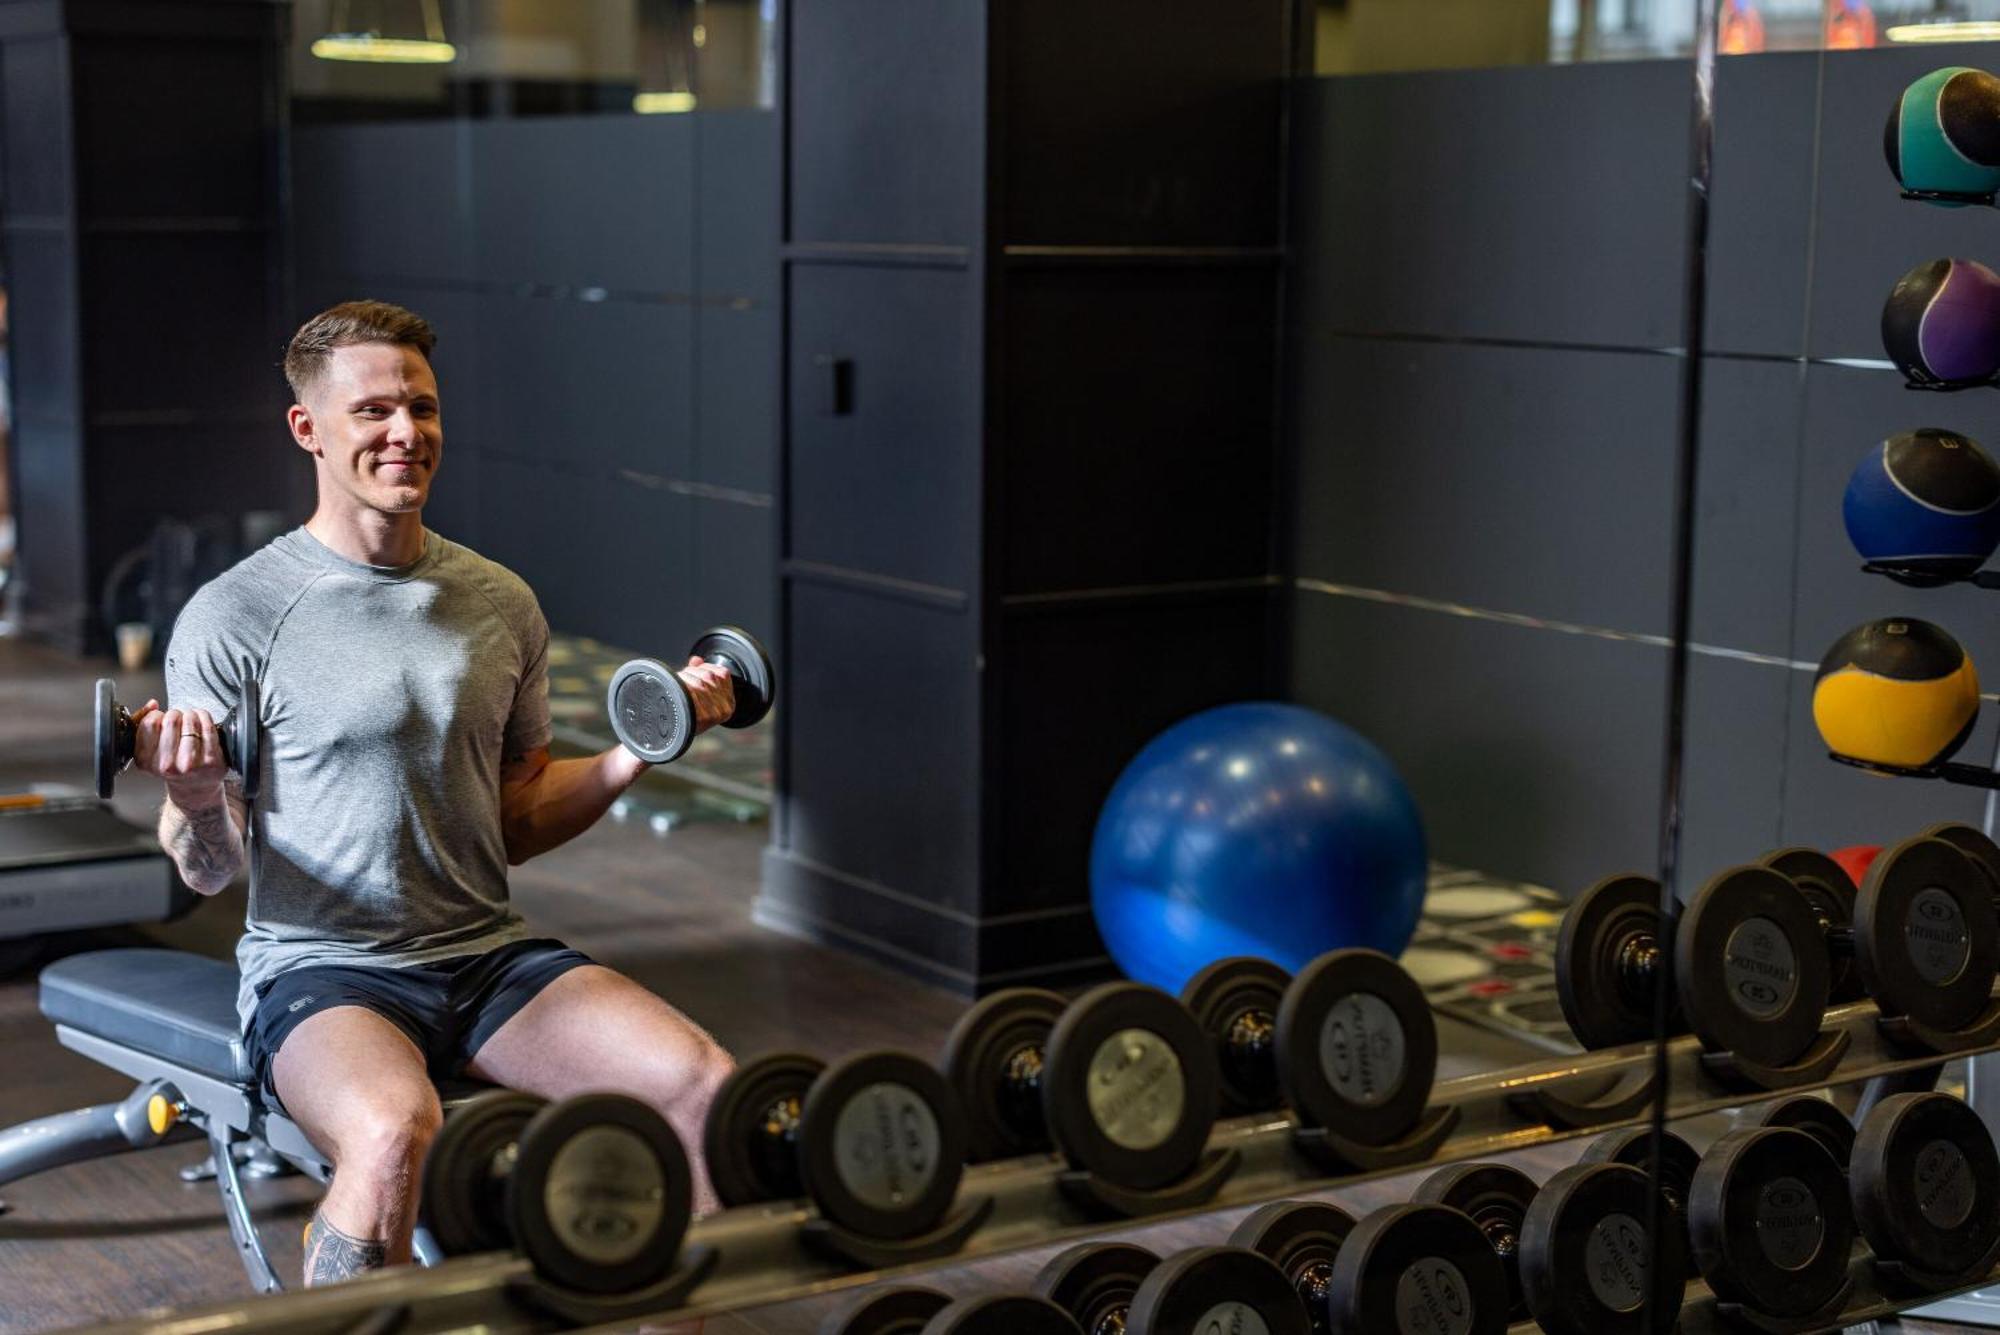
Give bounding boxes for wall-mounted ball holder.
[1830,750,2000,789]
[1272,949,1457,1172]
[1862,561,2000,590]
[1041,982,1239,1219]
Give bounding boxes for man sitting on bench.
[128,300,737,1286]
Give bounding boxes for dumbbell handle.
[1616,934,1664,1010]
[117,701,237,769]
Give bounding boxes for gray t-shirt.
[163,527,552,1030]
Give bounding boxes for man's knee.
[336,1095,444,1178]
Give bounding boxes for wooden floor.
[0,635,1984,1333]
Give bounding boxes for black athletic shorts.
[246,937,595,1115]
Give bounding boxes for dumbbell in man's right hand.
[131,700,231,803]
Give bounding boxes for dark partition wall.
[1286,46,2000,902]
[2,0,292,654]
[761,0,1302,992]
[290,109,779,656]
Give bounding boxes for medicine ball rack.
[56,988,2000,1335]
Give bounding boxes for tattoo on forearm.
[303,1207,388,1285]
[165,798,243,890]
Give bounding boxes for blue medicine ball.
[1090,702,1427,996]
[1843,428,2000,585]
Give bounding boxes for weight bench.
[0,947,472,1291]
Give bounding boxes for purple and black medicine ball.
[1882,258,2000,386]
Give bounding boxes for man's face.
[292,341,442,516]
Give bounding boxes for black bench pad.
[39,948,249,1085]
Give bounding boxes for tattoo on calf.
[302,1207,388,1285]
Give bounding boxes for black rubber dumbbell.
[1765,834,2000,1039]
[1757,848,1868,1003]
[817,1285,952,1335]
[93,678,261,800]
[1519,1161,1686,1335]
[702,1049,970,1247]
[1412,1162,1536,1322]
[1555,873,1687,1051]
[1579,1126,1701,1278]
[940,987,1066,1161]
[1326,1203,1512,1335]
[1689,1126,1856,1324]
[1852,1091,2000,1290]
[1180,956,1289,1115]
[1229,1200,1357,1333]
[1034,1242,1311,1335]
[1040,981,1224,1201]
[421,1090,695,1297]
[914,1295,1083,1333]
[607,625,775,765]
[1274,948,1448,1163]
[1750,1094,1855,1173]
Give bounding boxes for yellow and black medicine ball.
[1814,618,1980,769]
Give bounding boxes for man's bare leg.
[465,964,734,1214]
[272,1006,443,1285]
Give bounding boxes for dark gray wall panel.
[1704,52,1818,358]
[998,592,1280,916]
[1292,62,1687,348]
[82,237,275,413]
[694,303,776,495]
[1689,356,1805,658]
[1003,266,1276,594]
[698,111,779,302]
[788,0,984,245]
[471,116,695,294]
[1290,590,1669,897]
[473,292,696,481]
[293,124,471,282]
[72,36,267,220]
[1292,337,1679,635]
[1786,364,2000,680]
[1777,665,1992,852]
[4,36,69,218]
[691,497,778,661]
[1806,43,2000,362]
[478,457,688,652]
[1678,655,1791,884]
[784,586,979,916]
[8,230,78,428]
[789,264,979,590]
[997,0,1285,247]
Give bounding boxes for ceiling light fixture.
[312,0,457,63]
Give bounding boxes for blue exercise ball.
[1090,702,1427,996]
[1844,428,2000,585]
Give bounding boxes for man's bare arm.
[132,699,246,895]
[158,784,247,894]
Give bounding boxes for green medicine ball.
[1887,67,2000,202]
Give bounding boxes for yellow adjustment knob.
[147,1094,176,1137]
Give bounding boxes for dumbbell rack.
[56,990,2000,1335]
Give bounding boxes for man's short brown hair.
[284,300,437,401]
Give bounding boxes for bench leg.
[208,1124,284,1293]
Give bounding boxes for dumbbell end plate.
[93,679,118,800]
[693,625,774,730]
